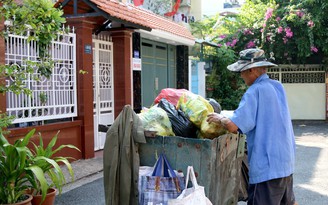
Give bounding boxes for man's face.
[240,69,254,86]
[240,66,266,86]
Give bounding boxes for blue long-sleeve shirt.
[230,73,295,184]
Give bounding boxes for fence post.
[66,18,95,159]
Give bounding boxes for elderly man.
[207,49,296,205]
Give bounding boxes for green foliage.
[216,0,328,64]
[190,15,220,40]
[1,0,66,58]
[190,16,246,109]
[0,129,80,204]
[206,47,246,110]
[29,131,80,197]
[0,129,48,204]
[0,63,33,95]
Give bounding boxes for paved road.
[55,120,328,205]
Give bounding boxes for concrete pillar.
[66,19,95,159]
[110,29,133,117]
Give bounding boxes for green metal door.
[141,40,168,107]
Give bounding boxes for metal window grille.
[5,28,77,124]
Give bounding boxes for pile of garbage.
[138,88,227,139]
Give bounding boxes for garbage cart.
[139,133,245,205]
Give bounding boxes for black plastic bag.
[158,98,197,138]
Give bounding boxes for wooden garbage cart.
[139,133,246,205]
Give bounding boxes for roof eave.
[138,29,195,46]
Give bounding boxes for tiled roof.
[132,4,195,41]
[90,0,153,30]
[56,0,195,42]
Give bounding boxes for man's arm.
[207,113,239,134]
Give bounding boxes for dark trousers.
[247,175,295,205]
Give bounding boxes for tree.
[189,16,246,110]
[216,0,328,64]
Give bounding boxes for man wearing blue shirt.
[207,49,296,205]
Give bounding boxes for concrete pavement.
[292,120,328,204]
[55,120,328,205]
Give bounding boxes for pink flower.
[296,11,304,18]
[218,44,222,47]
[231,39,238,47]
[311,46,318,53]
[276,17,281,21]
[285,27,293,38]
[265,8,274,20]
[226,42,231,46]
[308,20,314,27]
[277,26,283,34]
[260,28,264,33]
[246,41,255,48]
[263,23,266,28]
[219,35,226,39]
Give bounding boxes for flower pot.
[3,194,33,205]
[31,188,57,205]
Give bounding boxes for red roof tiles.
[90,0,152,30]
[57,0,195,42]
[132,3,195,41]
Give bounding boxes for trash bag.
[177,92,214,128]
[158,98,197,138]
[138,106,175,136]
[198,116,227,139]
[207,98,222,114]
[154,88,191,106]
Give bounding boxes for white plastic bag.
[168,166,212,205]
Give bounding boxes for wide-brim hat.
[227,49,277,72]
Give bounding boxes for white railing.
[5,27,77,125]
[267,64,326,84]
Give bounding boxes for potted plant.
[0,128,80,205]
[0,129,49,205]
[27,130,80,205]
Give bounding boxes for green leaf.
[26,165,48,202]
[20,129,36,147]
[52,144,80,155]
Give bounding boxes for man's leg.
[247,175,295,205]
[281,175,296,205]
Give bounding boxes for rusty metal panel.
[139,133,244,205]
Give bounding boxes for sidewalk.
[60,150,104,194]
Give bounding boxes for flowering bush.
[217,0,328,64]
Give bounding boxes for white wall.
[284,84,326,120]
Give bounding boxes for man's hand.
[207,113,239,134]
[207,113,225,124]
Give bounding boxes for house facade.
[0,0,195,159]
